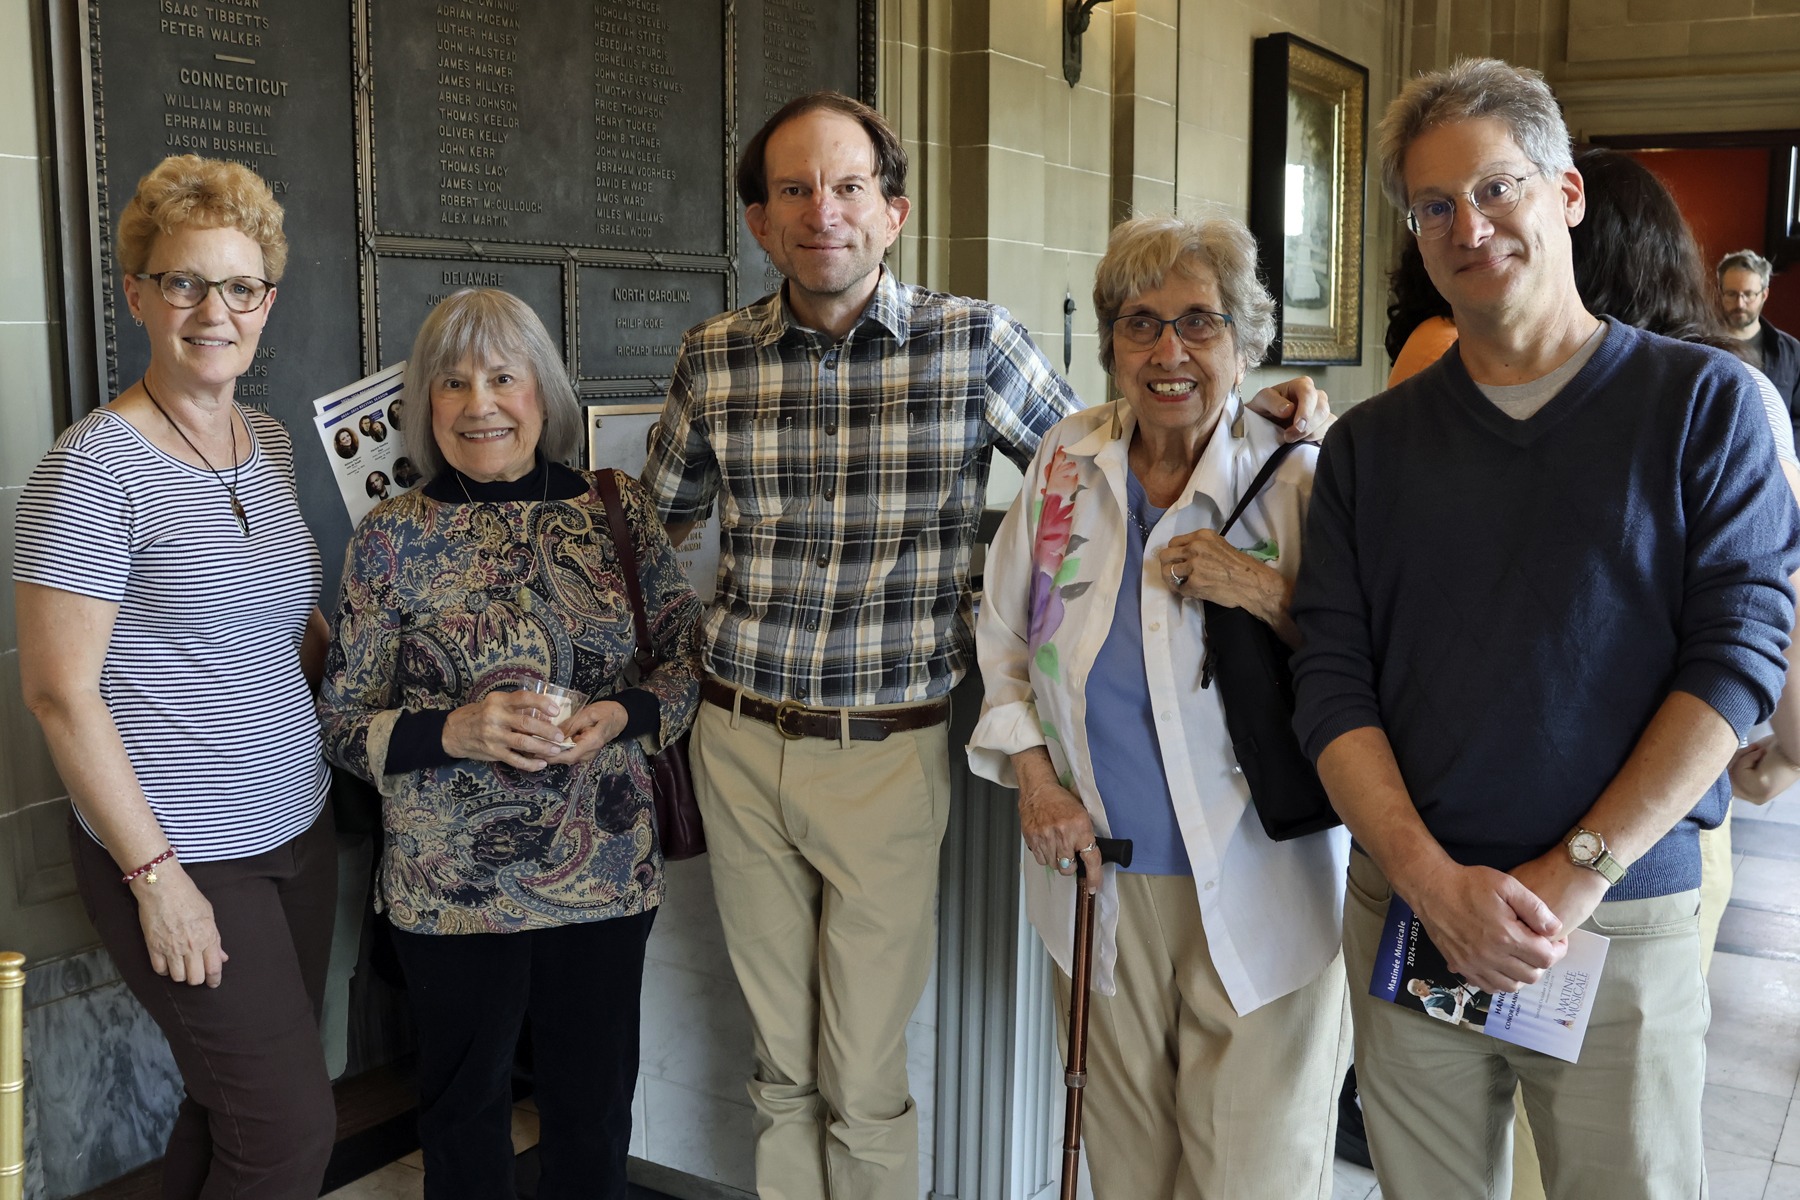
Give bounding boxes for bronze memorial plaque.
[69,0,872,596]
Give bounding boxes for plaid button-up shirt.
[642,270,1082,707]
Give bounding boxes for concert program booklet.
[1368,895,1610,1064]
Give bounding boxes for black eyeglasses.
[1111,310,1234,351]
[1405,171,1541,239]
[134,271,274,313]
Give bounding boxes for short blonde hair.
[116,154,288,280]
[401,289,582,481]
[1092,214,1276,374]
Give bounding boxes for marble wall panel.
[24,948,181,1200]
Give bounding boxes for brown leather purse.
[595,470,706,861]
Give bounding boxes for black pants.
[390,909,656,1200]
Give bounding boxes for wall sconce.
[1063,0,1115,86]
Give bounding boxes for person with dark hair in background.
[1384,238,1456,387]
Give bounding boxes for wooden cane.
[1061,838,1132,1200]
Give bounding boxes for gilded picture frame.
[1249,34,1368,365]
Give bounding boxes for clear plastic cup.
[525,680,587,747]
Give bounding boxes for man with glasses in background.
[1291,59,1800,1199]
[1719,248,1800,437]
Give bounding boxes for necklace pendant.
[230,495,249,535]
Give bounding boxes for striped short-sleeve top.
[14,405,330,862]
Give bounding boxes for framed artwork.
[1249,34,1369,365]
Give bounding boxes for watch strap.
[1590,850,1626,885]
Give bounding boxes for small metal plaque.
[577,266,728,383]
[373,256,568,368]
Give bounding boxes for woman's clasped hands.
[442,688,630,770]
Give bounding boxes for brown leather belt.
[701,678,949,742]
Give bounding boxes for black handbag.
[595,470,707,861]
[1199,440,1340,842]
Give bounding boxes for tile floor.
[1333,792,1800,1200]
[324,793,1800,1200]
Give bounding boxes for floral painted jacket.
[967,399,1347,1014]
[320,470,702,935]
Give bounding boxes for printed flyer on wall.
[312,362,417,525]
[1368,895,1610,1063]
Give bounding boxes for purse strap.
[595,469,657,672]
[1218,438,1313,537]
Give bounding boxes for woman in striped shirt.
[14,155,336,1198]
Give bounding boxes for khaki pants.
[691,696,950,1200]
[1053,872,1351,1200]
[1344,852,1708,1200]
[1509,814,1730,1199]
[1697,814,1733,976]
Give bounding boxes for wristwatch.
[1566,826,1626,885]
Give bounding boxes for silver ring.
[1080,841,1097,853]
[1169,568,1187,588]
[1056,856,1074,870]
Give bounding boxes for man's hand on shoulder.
[1246,376,1334,443]
[1406,859,1566,994]
[1508,849,1611,950]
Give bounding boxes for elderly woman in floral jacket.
[967,215,1350,1200]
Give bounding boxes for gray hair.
[1092,214,1276,374]
[400,288,582,482]
[1718,248,1773,286]
[1376,58,1574,213]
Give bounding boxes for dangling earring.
[1228,387,1246,438]
[1110,399,1123,439]
[133,315,143,327]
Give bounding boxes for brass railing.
[0,952,23,1200]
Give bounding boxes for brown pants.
[71,807,338,1200]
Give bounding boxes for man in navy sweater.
[1291,59,1800,1200]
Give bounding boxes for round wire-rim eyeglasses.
[1405,171,1541,239]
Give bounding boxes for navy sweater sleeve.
[1290,422,1383,762]
[1669,351,1800,734]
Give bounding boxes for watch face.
[1570,830,1602,863]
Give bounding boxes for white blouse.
[967,398,1348,1015]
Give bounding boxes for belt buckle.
[773,699,808,741]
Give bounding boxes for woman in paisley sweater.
[320,287,701,1200]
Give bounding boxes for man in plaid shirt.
[642,91,1327,1200]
